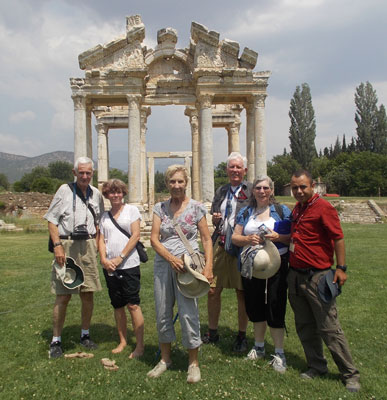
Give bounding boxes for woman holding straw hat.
[232,175,291,373]
[147,164,213,384]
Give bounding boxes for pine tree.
[342,134,347,152]
[375,104,387,154]
[354,81,386,152]
[289,83,317,169]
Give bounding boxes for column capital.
[197,94,214,109]
[95,122,108,135]
[71,93,86,110]
[126,94,142,109]
[250,93,267,108]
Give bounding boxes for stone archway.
[70,15,270,208]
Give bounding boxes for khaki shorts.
[211,241,243,290]
[51,238,102,295]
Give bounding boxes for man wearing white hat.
[44,156,104,359]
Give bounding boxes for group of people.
[45,154,360,392]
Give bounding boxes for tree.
[48,161,73,181]
[214,162,228,191]
[30,177,56,194]
[13,166,50,192]
[155,171,167,193]
[267,154,301,195]
[109,168,128,183]
[0,173,10,191]
[289,83,317,169]
[354,81,387,153]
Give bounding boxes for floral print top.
[153,198,207,259]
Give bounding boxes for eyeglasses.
[254,186,270,191]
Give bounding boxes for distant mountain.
[0,151,74,182]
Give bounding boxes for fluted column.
[185,106,200,200]
[127,94,142,204]
[198,94,214,203]
[245,102,255,182]
[140,106,151,204]
[72,94,87,162]
[254,94,267,177]
[96,123,109,189]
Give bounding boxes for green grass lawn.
[0,225,386,399]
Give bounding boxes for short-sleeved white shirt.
[44,183,104,235]
[99,204,142,269]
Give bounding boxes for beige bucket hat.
[53,257,84,289]
[176,254,210,298]
[241,241,281,279]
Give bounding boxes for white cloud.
[9,110,36,124]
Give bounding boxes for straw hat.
[241,241,281,279]
[176,254,210,298]
[53,257,84,289]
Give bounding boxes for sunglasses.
[254,186,270,191]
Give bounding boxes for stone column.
[245,102,255,182]
[228,123,240,154]
[86,103,93,159]
[148,156,155,213]
[185,107,200,200]
[184,156,192,198]
[96,123,109,190]
[254,94,267,177]
[140,106,151,204]
[72,94,87,162]
[198,94,214,203]
[127,94,142,204]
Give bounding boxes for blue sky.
[0,0,386,169]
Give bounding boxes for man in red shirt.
[288,170,360,393]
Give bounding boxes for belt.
[290,266,330,274]
[59,234,96,241]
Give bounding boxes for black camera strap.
[68,183,97,227]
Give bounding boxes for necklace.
[253,205,269,219]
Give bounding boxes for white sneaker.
[147,360,172,378]
[269,353,287,373]
[187,364,201,383]
[246,345,265,360]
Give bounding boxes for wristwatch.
[53,242,62,248]
[119,253,126,260]
[336,264,347,272]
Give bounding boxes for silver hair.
[74,156,94,172]
[249,175,276,207]
[226,152,247,168]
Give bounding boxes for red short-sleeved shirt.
[290,194,344,270]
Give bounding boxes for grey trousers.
[153,258,202,349]
[287,268,359,381]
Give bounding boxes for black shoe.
[202,331,220,344]
[232,335,248,352]
[49,341,63,359]
[80,334,98,349]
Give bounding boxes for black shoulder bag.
[107,211,148,263]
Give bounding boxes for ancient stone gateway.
[70,15,270,208]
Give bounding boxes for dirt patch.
[0,192,53,218]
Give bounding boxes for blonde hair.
[164,164,189,186]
